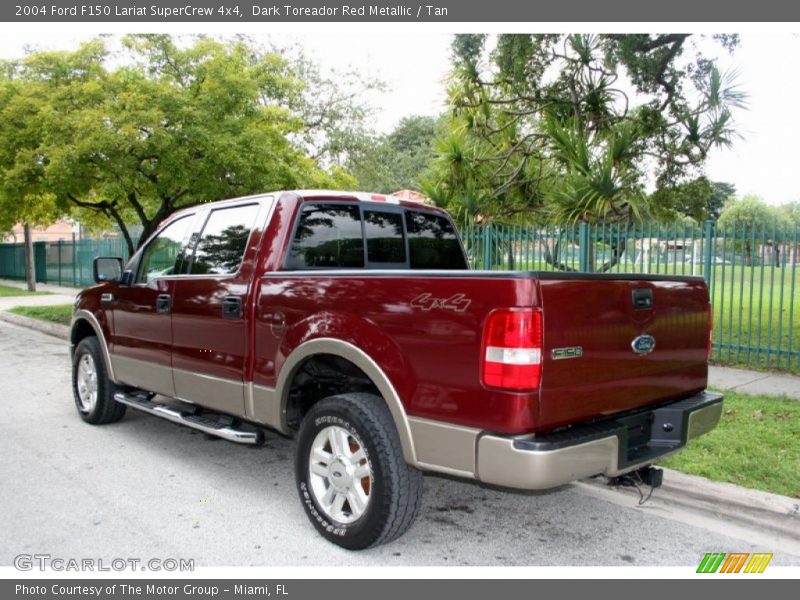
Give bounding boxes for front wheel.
[72,336,126,425]
[295,393,423,550]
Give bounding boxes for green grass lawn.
[8,304,73,326]
[0,284,50,297]
[661,390,800,498]
[708,266,800,375]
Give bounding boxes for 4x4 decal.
[410,293,472,313]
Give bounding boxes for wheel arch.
[277,338,417,465]
[71,310,117,383]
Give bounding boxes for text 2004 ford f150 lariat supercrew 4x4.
[71,190,722,549]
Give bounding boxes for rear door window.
[188,204,260,275]
[287,204,365,269]
[405,211,467,269]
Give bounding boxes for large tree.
[350,115,439,193]
[427,34,745,227]
[649,178,735,222]
[718,194,783,265]
[0,35,362,255]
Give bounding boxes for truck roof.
[166,190,448,223]
[292,190,444,213]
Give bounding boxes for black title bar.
[3,0,800,22]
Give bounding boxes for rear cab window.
[404,210,467,269]
[285,201,467,270]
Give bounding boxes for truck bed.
[254,270,711,435]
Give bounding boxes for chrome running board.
[113,392,263,445]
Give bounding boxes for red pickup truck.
[71,190,722,549]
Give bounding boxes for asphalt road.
[1,319,798,567]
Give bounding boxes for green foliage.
[717,194,783,263]
[350,115,438,193]
[649,178,735,222]
[718,194,782,228]
[429,34,746,227]
[661,390,800,498]
[0,35,364,253]
[777,200,800,226]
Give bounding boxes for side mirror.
[93,257,124,284]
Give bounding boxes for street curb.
[0,310,69,341]
[577,467,800,543]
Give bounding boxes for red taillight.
[707,304,713,361]
[481,308,542,391]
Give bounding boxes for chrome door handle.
[100,293,113,302]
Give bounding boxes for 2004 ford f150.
[70,190,722,549]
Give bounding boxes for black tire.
[295,393,423,550]
[71,336,127,425]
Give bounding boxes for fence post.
[578,222,591,272]
[57,241,62,286]
[72,232,77,287]
[483,224,493,270]
[703,220,715,283]
[33,242,47,283]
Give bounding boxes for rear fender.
[276,311,417,464]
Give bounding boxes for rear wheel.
[295,393,423,549]
[72,337,126,425]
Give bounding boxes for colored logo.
[696,552,773,573]
[631,334,656,354]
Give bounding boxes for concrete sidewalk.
[0,278,77,311]
[709,366,800,400]
[2,277,798,399]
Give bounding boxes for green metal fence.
[462,220,800,374]
[0,237,130,288]
[1,221,798,373]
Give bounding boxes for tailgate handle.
[632,288,653,310]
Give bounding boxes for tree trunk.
[23,223,35,292]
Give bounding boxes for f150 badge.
[410,293,471,312]
[551,347,583,360]
[631,334,656,354]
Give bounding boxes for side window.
[136,216,194,284]
[405,211,467,269]
[188,204,260,275]
[364,210,405,264]
[287,204,364,269]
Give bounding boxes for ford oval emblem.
[631,334,656,355]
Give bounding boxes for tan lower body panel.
[111,354,174,397]
[477,434,620,489]
[249,383,281,429]
[407,417,479,478]
[110,354,246,418]
[173,368,244,416]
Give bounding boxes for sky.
[0,31,798,206]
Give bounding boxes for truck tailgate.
[537,275,710,431]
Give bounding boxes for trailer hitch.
[607,466,663,505]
